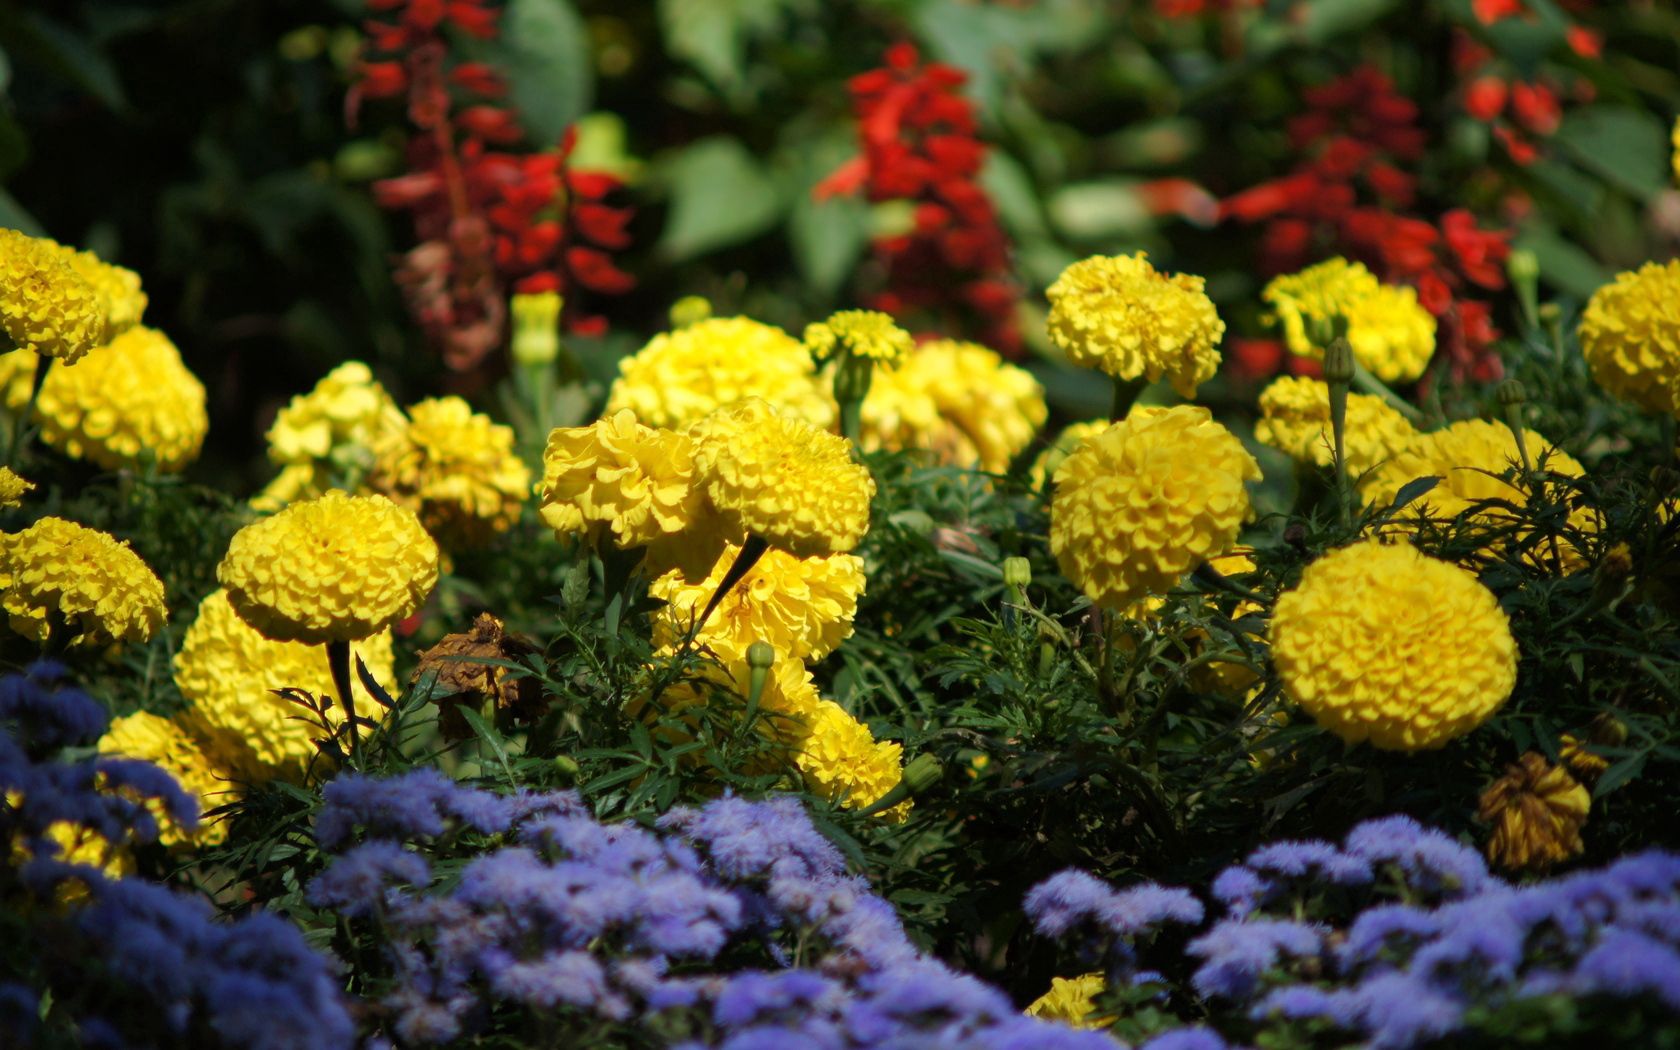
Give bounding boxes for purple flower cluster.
[1027,814,1680,1048]
[0,662,354,1049]
[309,776,1115,1048]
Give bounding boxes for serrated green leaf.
[656,136,783,261]
[1554,106,1669,200]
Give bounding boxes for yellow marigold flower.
[1050,406,1259,610]
[903,340,1047,473]
[538,409,706,553]
[1478,752,1589,872]
[1359,419,1595,573]
[1578,260,1680,415]
[0,518,165,647]
[634,654,820,753]
[4,328,207,472]
[857,360,953,462]
[1254,375,1417,478]
[175,589,396,783]
[0,228,109,363]
[217,490,439,644]
[98,711,233,848]
[1030,420,1109,490]
[1270,540,1517,751]
[257,362,406,508]
[56,245,146,335]
[369,397,531,548]
[804,309,914,367]
[1047,253,1224,398]
[0,468,33,509]
[794,699,909,822]
[650,542,865,663]
[604,317,835,430]
[1263,258,1436,384]
[690,398,875,557]
[1025,973,1113,1029]
[10,820,134,894]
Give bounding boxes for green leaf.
[786,130,870,299]
[458,707,516,783]
[0,186,42,236]
[1048,181,1153,241]
[1594,752,1646,798]
[656,136,783,262]
[1513,227,1612,300]
[658,0,804,96]
[1553,106,1669,200]
[6,13,126,111]
[474,0,591,147]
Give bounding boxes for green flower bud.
[511,292,562,366]
[669,295,712,328]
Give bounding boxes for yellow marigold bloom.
[1359,419,1595,573]
[1578,260,1680,415]
[1478,752,1589,872]
[1254,376,1417,478]
[650,542,865,663]
[11,820,134,891]
[56,245,146,335]
[0,467,33,509]
[1046,253,1224,398]
[857,360,952,461]
[218,491,439,644]
[175,589,396,783]
[257,362,406,508]
[1025,973,1113,1029]
[538,409,705,552]
[1263,258,1436,384]
[1270,540,1517,751]
[3,328,207,472]
[98,711,233,848]
[1050,406,1259,610]
[690,399,875,557]
[804,309,914,366]
[634,654,820,753]
[0,518,165,647]
[794,699,908,822]
[369,397,531,548]
[1030,420,1108,490]
[903,340,1047,473]
[0,228,109,363]
[604,317,835,430]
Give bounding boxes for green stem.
[1351,363,1423,424]
[327,639,359,764]
[7,356,51,469]
[1110,376,1147,421]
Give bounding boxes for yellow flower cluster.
[1269,540,1517,751]
[175,589,395,783]
[804,309,914,366]
[218,491,439,644]
[690,398,875,558]
[860,340,1047,473]
[1263,258,1437,384]
[650,542,865,663]
[0,468,33,509]
[1051,407,1259,610]
[1031,420,1109,490]
[538,409,705,552]
[0,228,111,363]
[1577,260,1680,415]
[1254,376,1417,478]
[794,699,909,822]
[369,396,531,547]
[1360,419,1595,572]
[0,517,166,647]
[1478,752,1589,872]
[604,317,834,430]
[258,362,407,508]
[1025,973,1112,1029]
[98,711,233,848]
[58,246,147,336]
[1046,253,1225,398]
[0,328,208,472]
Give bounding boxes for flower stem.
[7,356,51,470]
[1109,376,1146,421]
[327,639,359,764]
[1350,362,1422,424]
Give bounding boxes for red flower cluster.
[1454,26,1596,167]
[353,0,634,372]
[1220,66,1512,383]
[1152,0,1262,19]
[815,43,1020,354]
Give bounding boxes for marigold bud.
[510,291,562,366]
[669,295,712,328]
[1002,556,1032,590]
[1322,339,1356,386]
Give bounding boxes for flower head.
[804,309,914,367]
[0,518,166,647]
[690,399,875,557]
[793,699,908,821]
[257,362,406,508]
[650,542,865,663]
[1478,752,1589,872]
[862,339,1046,473]
[1578,260,1680,415]
[0,228,109,363]
[1025,973,1112,1029]
[97,712,229,848]
[217,491,439,644]
[1255,376,1417,477]
[369,396,531,547]
[55,245,146,335]
[1263,258,1436,384]
[6,328,208,472]
[537,409,708,556]
[605,317,834,429]
[1046,253,1224,397]
[1269,540,1517,750]
[1050,406,1259,610]
[0,468,33,510]
[174,589,396,783]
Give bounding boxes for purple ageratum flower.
[1343,816,1494,899]
[307,841,431,917]
[1408,894,1527,984]
[1024,869,1115,938]
[1252,983,1344,1023]
[855,959,1014,1030]
[487,950,608,1011]
[661,794,847,884]
[714,970,842,1027]
[1572,927,1680,1011]
[0,661,108,751]
[1141,1029,1230,1050]
[1100,884,1204,936]
[1187,918,1324,1000]
[316,767,510,850]
[1337,903,1442,970]
[1210,865,1267,917]
[971,1014,1132,1050]
[824,891,921,972]
[1342,972,1465,1049]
